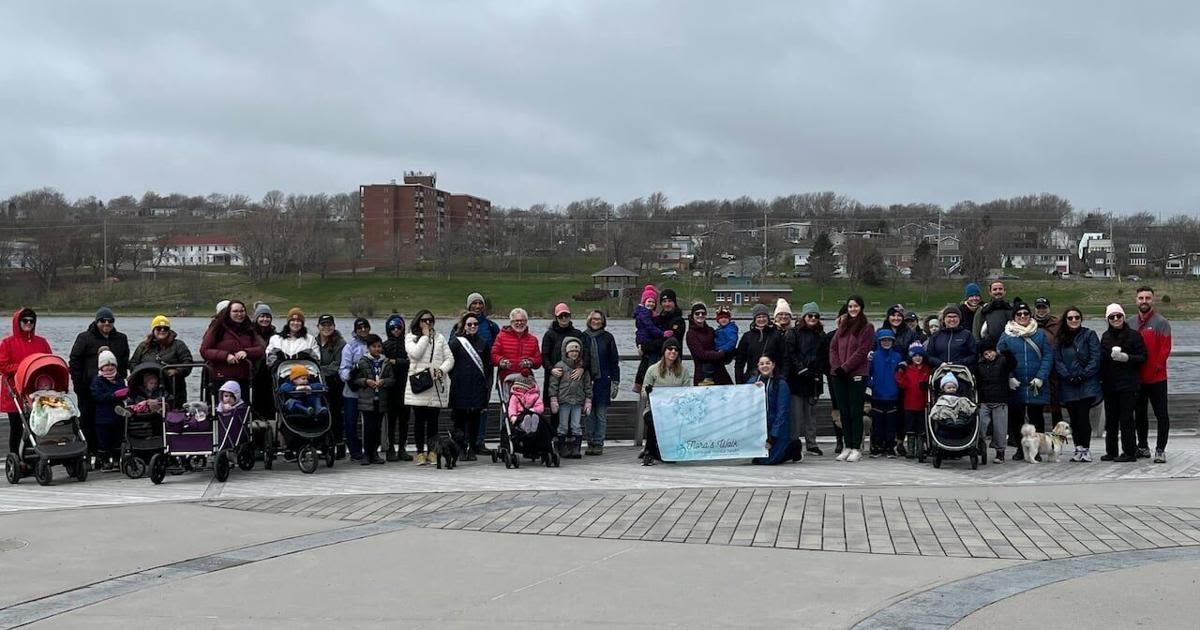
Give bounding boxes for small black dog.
[435,429,463,470]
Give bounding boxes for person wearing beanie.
[279,363,327,419]
[355,333,394,466]
[267,307,320,370]
[249,303,278,420]
[686,301,733,388]
[314,314,347,458]
[903,311,926,343]
[784,299,825,456]
[381,314,413,461]
[867,328,903,457]
[89,347,128,469]
[70,305,130,461]
[639,284,658,306]
[894,340,932,460]
[1100,302,1147,462]
[975,331,1014,462]
[633,285,666,392]
[973,280,1012,344]
[961,283,982,333]
[882,304,919,361]
[996,297,1052,458]
[337,317,373,460]
[735,302,784,384]
[131,314,194,404]
[773,298,793,332]
[924,303,975,372]
[216,300,230,315]
[548,336,593,458]
[829,295,874,463]
[542,301,593,442]
[640,335,693,465]
[657,289,687,353]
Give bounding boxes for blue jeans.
[586,403,609,446]
[557,404,583,437]
[342,396,361,458]
[476,409,489,446]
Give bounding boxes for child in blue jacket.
[867,329,903,458]
[748,355,794,465]
[90,350,128,469]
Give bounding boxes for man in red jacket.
[1,308,52,458]
[1132,286,1172,463]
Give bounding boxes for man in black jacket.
[972,280,1013,344]
[69,307,130,459]
[542,303,593,430]
[1099,303,1147,462]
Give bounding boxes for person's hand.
[165,369,177,378]
[663,330,674,338]
[1009,377,1020,390]
[551,367,564,378]
[569,368,583,381]
[755,380,765,388]
[499,359,511,369]
[765,438,774,448]
[583,401,592,415]
[226,353,239,364]
[550,399,560,414]
[1030,378,1043,390]
[520,358,532,368]
[867,350,875,361]
[235,350,247,360]
[833,367,846,377]
[389,358,396,365]
[433,368,444,379]
[610,382,619,400]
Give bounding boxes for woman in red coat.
[2,308,52,456]
[828,295,874,463]
[199,300,266,399]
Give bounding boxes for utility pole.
[102,208,108,285]
[762,205,768,279]
[936,208,943,277]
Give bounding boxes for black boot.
[834,425,845,455]
[569,436,583,459]
[385,446,399,462]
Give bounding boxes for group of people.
[0,278,1174,472]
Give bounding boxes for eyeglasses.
[511,320,527,325]
[664,347,679,352]
[694,311,707,317]
[98,318,114,324]
[804,314,820,319]
[1066,315,1082,322]
[1108,314,1124,320]
[154,326,169,332]
[556,313,571,319]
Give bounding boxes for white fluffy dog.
[1020,421,1071,463]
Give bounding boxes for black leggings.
[1064,397,1095,448]
[7,412,22,455]
[452,408,481,450]
[387,404,410,451]
[413,406,441,452]
[1008,403,1045,442]
[1135,380,1170,452]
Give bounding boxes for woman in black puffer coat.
[1099,304,1147,463]
[448,312,493,460]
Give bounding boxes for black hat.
[1035,297,1050,308]
[979,336,998,352]
[942,305,962,318]
[690,302,708,315]
[353,317,371,330]
[663,337,682,352]
[1012,298,1031,316]
[318,314,335,326]
[661,288,678,303]
[904,312,919,322]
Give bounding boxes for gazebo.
[592,263,639,298]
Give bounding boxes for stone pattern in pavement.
[206,487,1200,561]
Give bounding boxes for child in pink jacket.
[507,373,544,421]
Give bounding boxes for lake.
[17,316,1200,398]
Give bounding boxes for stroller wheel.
[149,454,167,485]
[34,458,53,486]
[970,453,979,470]
[511,453,520,469]
[491,451,498,464]
[5,453,20,484]
[72,456,88,482]
[237,444,255,471]
[552,452,560,468]
[298,446,318,474]
[932,452,942,469]
[503,452,513,470]
[121,455,147,479]
[214,451,231,482]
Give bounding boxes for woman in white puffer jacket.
[266,308,320,368]
[404,309,455,465]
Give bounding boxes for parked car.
[661,270,678,277]
[1125,274,1142,282]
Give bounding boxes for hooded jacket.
[383,316,410,405]
[1054,326,1102,403]
[1101,323,1148,394]
[548,337,593,406]
[973,299,1013,343]
[634,304,666,348]
[338,331,370,399]
[867,330,902,401]
[448,330,493,410]
[1133,309,1172,385]
[784,325,825,398]
[541,321,594,403]
[976,344,1017,404]
[584,313,622,400]
[748,374,792,465]
[491,325,543,382]
[895,356,932,412]
[735,324,784,384]
[0,308,52,413]
[686,321,733,386]
[69,320,131,400]
[199,316,265,382]
[266,331,320,365]
[316,330,347,390]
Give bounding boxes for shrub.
[349,295,377,318]
[1162,294,1171,303]
[573,288,609,302]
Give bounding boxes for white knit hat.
[216,299,230,314]
[773,298,793,317]
[1105,303,1125,319]
[98,350,117,369]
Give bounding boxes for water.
[15,316,1200,397]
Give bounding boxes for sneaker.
[474,443,493,456]
[868,449,881,459]
[1153,450,1166,464]
[1137,447,1152,459]
[846,449,861,463]
[398,449,413,461]
[1100,453,1116,461]
[1080,449,1093,463]
[835,448,850,462]
[370,455,385,465]
[886,449,896,459]
[807,446,823,457]
[993,449,1004,464]
[1070,447,1083,462]
[1115,453,1137,463]
[415,452,427,466]
[385,449,399,462]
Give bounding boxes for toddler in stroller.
[929,373,977,427]
[279,364,327,417]
[116,363,168,479]
[500,373,558,468]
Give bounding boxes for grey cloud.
[1,0,1198,212]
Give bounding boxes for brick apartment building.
[359,172,491,264]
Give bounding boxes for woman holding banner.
[748,355,794,465]
[640,337,692,466]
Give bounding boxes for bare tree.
[911,239,936,302]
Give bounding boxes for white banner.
[649,384,768,461]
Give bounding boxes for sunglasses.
[154,326,170,332]
[19,318,35,324]
[464,322,479,327]
[664,347,679,352]
[420,318,435,323]
[98,318,114,324]
[1108,314,1124,320]
[1015,311,1031,318]
[556,313,571,319]
[1066,315,1082,322]
[694,311,707,317]
[804,313,820,318]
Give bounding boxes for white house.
[162,235,243,266]
[789,246,812,268]
[773,221,814,243]
[1002,248,1072,275]
[1081,236,1114,277]
[649,235,697,272]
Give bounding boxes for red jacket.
[199,318,265,382]
[0,308,52,413]
[895,362,932,412]
[1134,310,1171,384]
[829,321,875,377]
[491,326,543,383]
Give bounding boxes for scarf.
[1004,319,1039,338]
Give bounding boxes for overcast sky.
[2,1,1198,213]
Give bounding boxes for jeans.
[979,403,1007,449]
[792,395,818,447]
[586,403,609,446]
[1104,391,1137,457]
[869,398,899,451]
[556,404,583,437]
[342,396,361,458]
[830,375,866,450]
[8,412,23,454]
[284,398,325,416]
[413,406,441,452]
[452,408,481,450]
[476,409,489,447]
[1135,380,1170,451]
[360,411,382,459]
[1008,402,1044,444]
[1064,397,1095,448]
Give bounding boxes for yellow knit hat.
[289,365,309,381]
[151,315,171,330]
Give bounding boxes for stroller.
[4,353,88,486]
[494,374,559,469]
[148,362,253,484]
[117,362,166,479]
[269,359,335,474]
[924,363,986,470]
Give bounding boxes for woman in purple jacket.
[829,295,874,463]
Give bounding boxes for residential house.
[1126,242,1149,271]
[788,246,812,269]
[648,235,697,272]
[711,279,793,308]
[773,221,814,243]
[879,245,913,271]
[1081,236,1114,277]
[591,263,639,298]
[162,235,243,266]
[1002,248,1072,275]
[1165,253,1200,277]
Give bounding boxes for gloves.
[663,330,674,338]
[583,401,592,415]
[866,350,875,362]
[1030,378,1043,390]
[550,399,559,414]
[610,382,620,401]
[1008,377,1020,391]
[833,367,847,377]
[644,385,654,395]
[1112,351,1129,363]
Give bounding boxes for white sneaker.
[1070,447,1083,462]
[1079,448,1092,463]
[846,449,861,463]
[836,448,850,462]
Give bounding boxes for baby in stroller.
[124,370,165,415]
[279,365,327,417]
[929,373,977,425]
[507,373,544,432]
[217,380,248,415]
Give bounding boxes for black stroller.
[269,359,336,473]
[117,362,166,479]
[925,364,986,470]
[494,374,559,469]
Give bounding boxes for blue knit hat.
[964,283,982,298]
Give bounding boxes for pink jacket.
[507,384,544,420]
